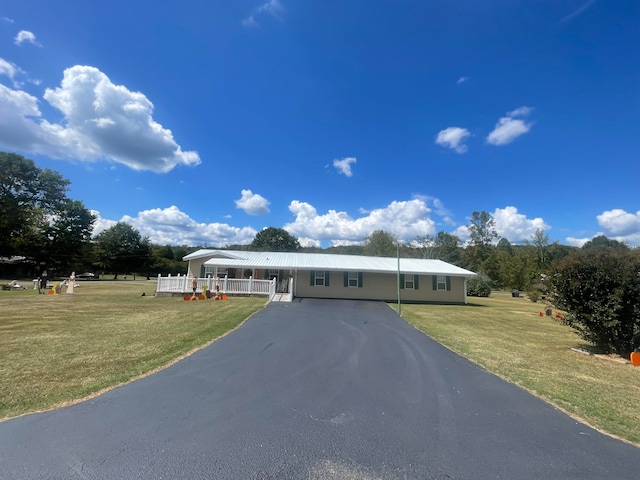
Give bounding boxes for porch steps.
[271,293,293,302]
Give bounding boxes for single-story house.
[182,249,476,304]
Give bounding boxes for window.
[343,271,363,288]
[310,270,330,287]
[432,275,451,291]
[400,274,419,290]
[404,274,416,290]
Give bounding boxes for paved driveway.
[1,299,639,479]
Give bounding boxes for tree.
[529,228,549,268]
[549,248,640,357]
[41,200,96,273]
[0,152,69,256]
[94,222,151,278]
[250,227,300,252]
[582,235,628,251]
[364,230,397,257]
[466,210,498,271]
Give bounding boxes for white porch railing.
[156,274,276,299]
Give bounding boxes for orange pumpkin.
[183,295,191,300]
[630,352,640,367]
[221,294,227,300]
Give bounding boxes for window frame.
[437,275,447,291]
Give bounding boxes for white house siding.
[294,271,467,304]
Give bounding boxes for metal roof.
[184,249,476,277]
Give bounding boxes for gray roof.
[184,250,476,277]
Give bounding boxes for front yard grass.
[395,291,640,445]
[0,279,266,420]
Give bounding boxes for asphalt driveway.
[1,299,639,479]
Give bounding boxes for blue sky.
[1,0,638,248]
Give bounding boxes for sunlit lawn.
[0,279,266,420]
[394,291,640,445]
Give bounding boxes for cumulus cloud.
[93,206,258,247]
[14,30,41,47]
[457,76,469,84]
[492,206,549,243]
[242,0,284,27]
[596,209,640,236]
[333,157,357,177]
[0,65,200,172]
[435,127,471,154]
[284,198,436,245]
[235,189,271,215]
[454,206,549,244]
[486,106,533,146]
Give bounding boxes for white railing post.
[207,275,212,293]
[223,275,228,293]
[157,274,161,292]
[249,276,253,295]
[289,277,294,295]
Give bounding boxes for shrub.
[527,290,540,303]
[467,277,491,297]
[549,247,640,357]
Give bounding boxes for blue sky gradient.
[1,0,638,247]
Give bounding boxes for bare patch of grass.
[0,279,266,420]
[395,291,640,445]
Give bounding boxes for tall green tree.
[250,227,300,252]
[0,152,69,256]
[94,222,151,278]
[41,200,96,273]
[529,228,550,268]
[364,230,397,257]
[465,210,498,271]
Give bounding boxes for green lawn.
[395,291,640,446]
[0,279,266,420]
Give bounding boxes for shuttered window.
[432,275,451,291]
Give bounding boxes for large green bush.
[549,247,640,357]
[466,277,492,297]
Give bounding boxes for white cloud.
[435,127,471,153]
[333,157,357,177]
[242,0,284,27]
[0,57,24,81]
[492,206,549,243]
[297,237,321,248]
[1,16,14,23]
[596,209,640,236]
[14,30,41,47]
[565,236,591,247]
[454,206,549,244]
[0,65,200,172]
[457,76,469,84]
[235,189,271,215]
[93,206,258,247]
[284,198,436,245]
[486,107,533,146]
